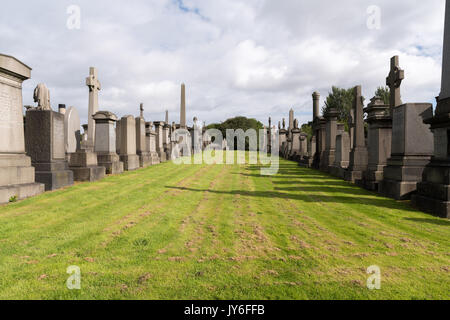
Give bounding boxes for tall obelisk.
[180,83,186,128]
[441,0,450,101]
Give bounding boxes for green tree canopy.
[322,86,355,125]
[205,116,264,150]
[375,86,390,105]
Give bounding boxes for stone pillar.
[321,108,339,172]
[85,67,101,150]
[330,126,350,178]
[153,121,167,162]
[146,122,160,165]
[0,54,45,203]
[313,92,320,120]
[25,108,74,191]
[312,117,326,169]
[119,115,140,171]
[344,86,369,183]
[94,111,124,175]
[362,96,392,191]
[136,116,151,168]
[180,83,186,129]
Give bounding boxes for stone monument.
[321,108,339,172]
[146,122,160,165]
[25,85,74,191]
[380,57,434,199]
[119,115,140,171]
[0,54,44,203]
[93,111,124,174]
[344,86,368,183]
[413,0,450,218]
[363,96,392,191]
[136,103,152,168]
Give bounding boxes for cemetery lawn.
[0,153,449,300]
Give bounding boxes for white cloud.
[0,0,445,128]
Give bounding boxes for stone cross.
[140,103,144,118]
[386,56,405,109]
[86,67,101,147]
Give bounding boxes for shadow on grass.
[404,218,450,226]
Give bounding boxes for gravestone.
[58,104,66,115]
[413,0,450,217]
[68,68,105,182]
[153,121,167,162]
[289,119,301,160]
[380,57,434,199]
[25,86,74,191]
[363,96,392,191]
[321,108,339,172]
[344,86,368,183]
[279,119,287,154]
[163,121,172,159]
[119,115,140,171]
[93,111,123,174]
[146,122,160,165]
[0,54,44,203]
[330,124,350,178]
[299,133,308,158]
[180,83,186,129]
[311,92,326,169]
[84,67,101,150]
[64,106,81,156]
[136,104,152,168]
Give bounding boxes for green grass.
[0,151,449,300]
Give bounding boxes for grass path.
[0,153,449,299]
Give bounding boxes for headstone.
[93,111,124,174]
[321,108,339,172]
[344,86,368,183]
[118,115,140,171]
[153,121,166,162]
[412,0,450,218]
[136,104,152,168]
[330,126,350,178]
[362,96,392,191]
[386,55,405,113]
[25,86,74,191]
[84,67,101,150]
[180,83,186,129]
[68,68,105,182]
[379,55,434,199]
[163,121,172,159]
[290,126,301,160]
[0,54,44,203]
[312,92,326,169]
[145,122,160,165]
[64,106,81,155]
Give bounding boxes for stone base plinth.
[71,166,106,182]
[344,169,364,184]
[0,154,45,204]
[69,150,106,182]
[158,150,167,162]
[380,155,430,200]
[35,169,73,191]
[362,167,385,192]
[412,193,450,219]
[0,182,45,204]
[138,152,152,168]
[150,152,160,165]
[120,154,140,171]
[298,157,313,168]
[97,153,124,175]
[329,165,347,179]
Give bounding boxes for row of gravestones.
[0,54,190,204]
[276,51,450,219]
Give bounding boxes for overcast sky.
[0,0,446,127]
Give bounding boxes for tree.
[301,123,313,140]
[205,116,264,150]
[322,86,355,125]
[375,86,390,105]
